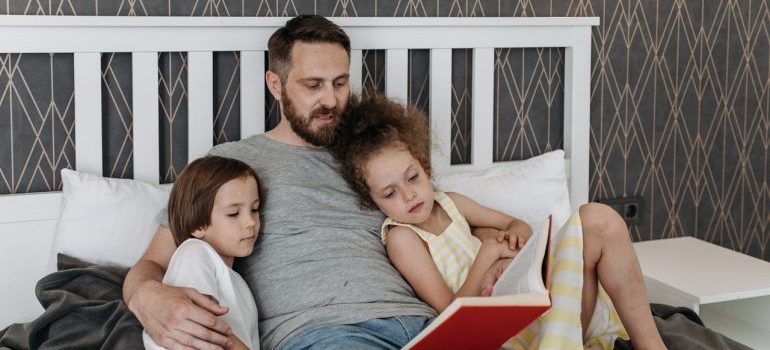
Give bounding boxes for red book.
[403,215,553,350]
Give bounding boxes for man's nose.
[319,84,337,108]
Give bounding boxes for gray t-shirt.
[207,135,436,350]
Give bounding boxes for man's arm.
[123,225,173,302]
[123,226,233,350]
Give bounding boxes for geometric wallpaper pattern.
[494,47,564,161]
[1,0,769,262]
[451,49,473,163]
[101,52,133,179]
[587,1,770,261]
[0,53,75,194]
[213,51,241,145]
[158,52,188,184]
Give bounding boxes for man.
[125,15,665,350]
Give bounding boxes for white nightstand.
[633,236,770,350]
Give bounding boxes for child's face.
[193,176,260,266]
[365,146,434,224]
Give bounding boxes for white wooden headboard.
[0,16,599,326]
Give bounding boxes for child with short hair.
[142,156,261,350]
[331,94,666,349]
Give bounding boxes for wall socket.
[597,196,644,226]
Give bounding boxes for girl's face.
[193,176,261,266]
[365,146,434,224]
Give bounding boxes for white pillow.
[48,169,171,271]
[433,150,572,233]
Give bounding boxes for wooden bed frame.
[0,16,599,326]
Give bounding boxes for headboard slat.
[428,48,453,173]
[385,49,408,104]
[73,52,103,175]
[132,52,160,184]
[240,50,265,138]
[349,50,363,94]
[188,51,214,160]
[472,48,495,168]
[563,26,592,208]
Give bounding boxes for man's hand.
[479,258,513,297]
[129,281,233,350]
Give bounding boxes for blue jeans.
[280,316,433,350]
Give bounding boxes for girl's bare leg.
[579,203,666,349]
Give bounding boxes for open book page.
[491,215,552,297]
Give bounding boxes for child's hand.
[481,240,519,260]
[480,258,513,296]
[496,223,532,251]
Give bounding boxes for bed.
[0,15,597,340]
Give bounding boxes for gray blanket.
[614,303,752,350]
[0,256,143,350]
[0,257,754,350]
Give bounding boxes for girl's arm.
[386,226,517,313]
[453,240,518,300]
[386,226,455,311]
[447,192,532,250]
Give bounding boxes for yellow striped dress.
[381,191,628,349]
[381,191,481,293]
[503,212,628,350]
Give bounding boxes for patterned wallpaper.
[0,1,768,262]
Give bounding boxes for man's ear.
[265,71,283,102]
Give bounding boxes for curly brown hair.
[331,94,431,209]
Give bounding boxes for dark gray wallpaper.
[101,52,132,179]
[1,0,769,262]
[158,52,188,184]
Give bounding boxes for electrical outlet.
[597,196,644,226]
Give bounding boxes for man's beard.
[281,92,340,147]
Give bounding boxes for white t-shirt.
[142,238,260,349]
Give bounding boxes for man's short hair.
[268,15,351,83]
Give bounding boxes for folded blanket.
[0,256,143,350]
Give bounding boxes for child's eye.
[251,208,259,213]
[408,174,419,182]
[227,212,238,218]
[384,191,395,199]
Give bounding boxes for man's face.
[280,41,350,146]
